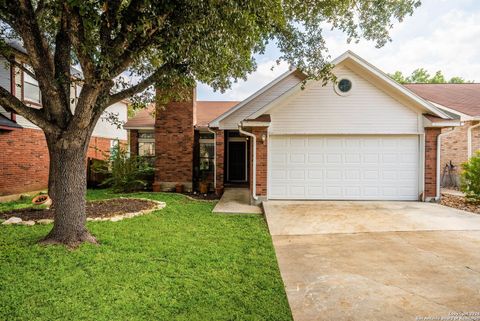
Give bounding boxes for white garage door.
[269,135,419,200]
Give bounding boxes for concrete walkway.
[212,188,262,214]
[264,201,480,321]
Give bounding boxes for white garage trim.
[268,134,422,201]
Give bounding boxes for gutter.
[436,128,455,201]
[468,122,480,158]
[207,127,217,190]
[238,123,258,201]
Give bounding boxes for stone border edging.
[1,197,166,226]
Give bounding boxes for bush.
[93,142,154,193]
[460,151,480,203]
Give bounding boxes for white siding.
[0,63,128,137]
[219,72,303,129]
[269,66,420,134]
[0,58,10,92]
[92,102,128,140]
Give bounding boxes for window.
[334,78,353,96]
[138,131,155,156]
[23,66,41,104]
[199,133,214,173]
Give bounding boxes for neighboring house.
[0,45,128,196]
[126,50,470,203]
[404,84,480,186]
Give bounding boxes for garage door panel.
[269,135,419,200]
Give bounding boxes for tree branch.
[106,66,172,106]
[52,3,73,125]
[0,86,56,132]
[69,7,96,80]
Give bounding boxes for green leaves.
[389,68,472,84]
[92,142,154,193]
[461,151,480,203]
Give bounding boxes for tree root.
[39,228,98,248]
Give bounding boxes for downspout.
[467,122,480,158]
[436,128,455,201]
[207,127,217,190]
[238,123,258,201]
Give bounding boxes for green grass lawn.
[0,190,292,321]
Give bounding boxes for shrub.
[460,151,480,203]
[93,142,154,193]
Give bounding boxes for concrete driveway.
[263,201,480,321]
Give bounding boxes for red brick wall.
[0,127,119,196]
[441,121,480,170]
[0,128,49,195]
[214,129,225,195]
[129,130,139,156]
[424,127,441,199]
[153,88,195,192]
[251,127,268,197]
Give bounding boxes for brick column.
[424,127,441,200]
[251,127,268,197]
[129,130,139,156]
[153,87,195,192]
[214,129,225,196]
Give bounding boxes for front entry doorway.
[227,137,248,182]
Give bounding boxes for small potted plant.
[198,171,209,194]
[32,194,52,209]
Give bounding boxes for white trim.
[468,122,480,158]
[419,133,425,201]
[267,133,421,201]
[238,125,258,200]
[333,77,354,96]
[209,69,297,127]
[246,51,450,121]
[428,101,474,120]
[436,128,456,201]
[422,116,463,128]
[240,120,271,127]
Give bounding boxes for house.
[126,50,477,204]
[0,44,128,196]
[404,84,480,186]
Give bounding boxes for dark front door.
[228,141,247,182]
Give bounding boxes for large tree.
[0,0,420,246]
[389,68,472,84]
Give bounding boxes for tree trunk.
[41,133,97,247]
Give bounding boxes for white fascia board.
[422,116,462,128]
[428,101,477,121]
[208,68,298,128]
[247,81,304,120]
[241,120,271,127]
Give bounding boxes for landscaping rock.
[2,217,22,225]
[19,220,35,226]
[37,219,54,225]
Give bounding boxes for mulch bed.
[440,193,480,214]
[0,198,159,221]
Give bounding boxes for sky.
[197,0,480,101]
